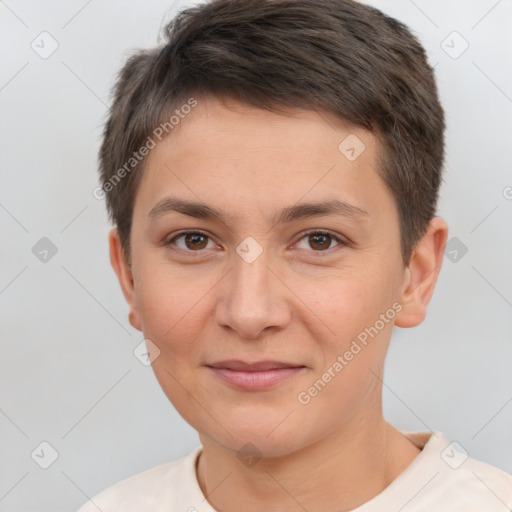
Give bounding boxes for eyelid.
[165,229,220,254]
[292,228,350,253]
[165,228,350,255]
[165,229,212,244]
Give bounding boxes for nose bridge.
[230,246,273,315]
[216,241,290,338]
[234,246,271,298]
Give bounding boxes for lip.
[208,360,303,372]
[206,360,307,390]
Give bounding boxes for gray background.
[1,0,511,510]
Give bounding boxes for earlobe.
[108,228,142,332]
[394,217,448,328]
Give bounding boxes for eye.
[165,229,349,256]
[166,231,218,253]
[294,229,348,252]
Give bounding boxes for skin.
[110,95,448,511]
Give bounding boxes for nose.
[215,249,292,340]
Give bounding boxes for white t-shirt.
[77,431,512,511]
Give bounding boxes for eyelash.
[164,229,349,256]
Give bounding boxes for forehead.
[162,95,372,161]
[134,95,395,227]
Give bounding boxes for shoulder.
[433,453,512,510]
[394,431,512,511]
[76,446,203,512]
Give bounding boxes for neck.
[196,407,420,512]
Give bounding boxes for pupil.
[183,233,332,251]
[187,233,206,249]
[311,234,330,250]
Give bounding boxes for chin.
[210,432,305,459]
[198,408,317,458]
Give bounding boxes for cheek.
[133,266,211,422]
[296,276,394,423]
[303,267,396,374]
[134,264,212,357]
[304,267,387,333]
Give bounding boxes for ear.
[108,228,142,332]
[394,216,448,328]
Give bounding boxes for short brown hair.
[98,0,445,265]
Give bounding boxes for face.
[113,95,425,457]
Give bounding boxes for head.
[102,0,448,456]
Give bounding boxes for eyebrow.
[148,196,369,225]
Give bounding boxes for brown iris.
[185,233,209,250]
[308,233,332,251]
